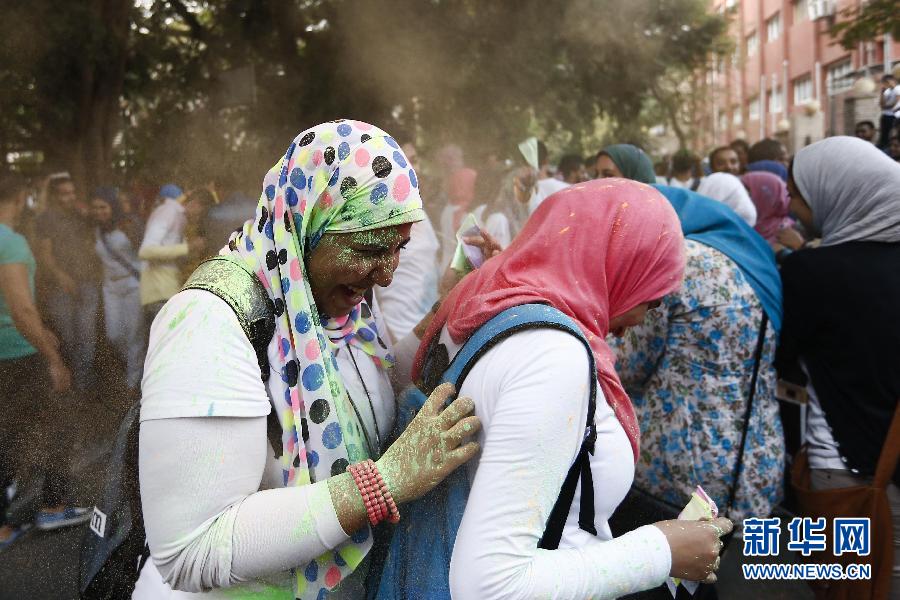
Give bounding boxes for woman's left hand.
[376,382,481,504]
[461,229,503,261]
[414,230,505,338]
[436,229,503,296]
[776,227,805,250]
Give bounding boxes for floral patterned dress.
[611,239,784,521]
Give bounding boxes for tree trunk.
[73,0,131,191]
[651,84,687,149]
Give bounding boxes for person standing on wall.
[879,75,899,150]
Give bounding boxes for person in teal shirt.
[0,210,38,360]
[0,173,90,551]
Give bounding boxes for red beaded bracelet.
[375,470,400,524]
[363,462,390,523]
[347,460,400,526]
[363,459,400,524]
[349,463,380,525]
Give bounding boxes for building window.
[747,31,759,57]
[766,13,782,42]
[826,59,853,95]
[793,75,813,105]
[793,0,809,24]
[749,96,760,120]
[768,87,783,113]
[733,109,743,125]
[716,56,726,75]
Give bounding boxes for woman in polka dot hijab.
[227,120,425,597]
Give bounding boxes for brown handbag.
[791,402,900,600]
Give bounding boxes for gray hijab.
[793,136,900,246]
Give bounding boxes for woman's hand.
[58,272,78,297]
[654,517,733,583]
[48,357,72,394]
[328,383,480,535]
[462,229,503,261]
[436,229,503,297]
[777,227,805,250]
[377,382,481,504]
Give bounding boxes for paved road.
[0,347,127,600]
[1,524,85,600]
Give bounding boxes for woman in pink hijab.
[741,171,794,245]
[413,179,733,599]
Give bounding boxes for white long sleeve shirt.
[138,197,187,305]
[136,290,397,598]
[441,326,672,599]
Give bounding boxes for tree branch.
[169,0,207,41]
[830,0,900,51]
[650,82,687,149]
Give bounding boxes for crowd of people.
[0,115,898,600]
[0,176,237,547]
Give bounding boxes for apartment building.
[704,0,899,151]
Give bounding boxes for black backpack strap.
[538,437,598,549]
[538,379,598,549]
[182,256,280,451]
[433,303,598,550]
[725,311,769,517]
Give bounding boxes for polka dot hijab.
[226,120,424,598]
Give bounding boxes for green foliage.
[830,0,900,51]
[0,0,729,189]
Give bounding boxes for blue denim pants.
[47,282,100,391]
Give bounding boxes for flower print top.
[611,239,784,521]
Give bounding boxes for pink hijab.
[414,178,686,461]
[741,171,793,242]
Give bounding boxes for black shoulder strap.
[539,435,597,549]
[182,256,281,451]
[725,311,768,516]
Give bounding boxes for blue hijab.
[653,184,783,332]
[746,160,788,182]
